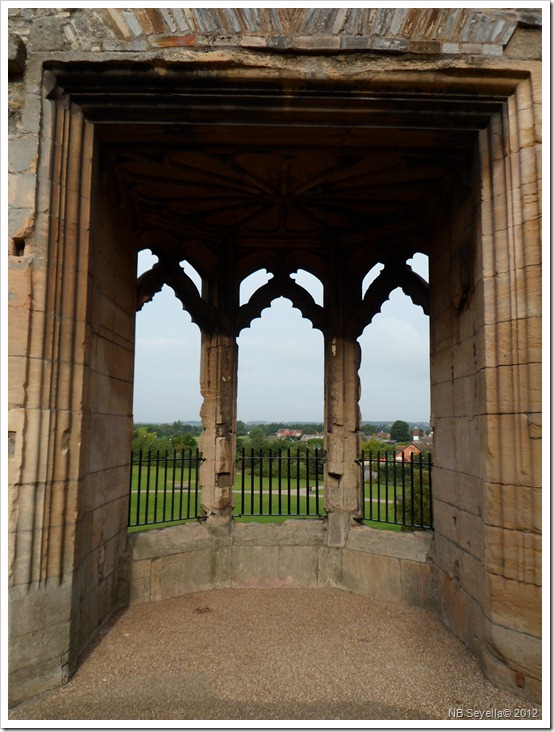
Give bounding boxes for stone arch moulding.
[236,270,326,334]
[349,261,430,338]
[10,56,541,708]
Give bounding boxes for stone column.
[9,99,96,705]
[324,332,362,545]
[198,330,238,525]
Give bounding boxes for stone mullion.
[323,260,362,544]
[198,331,238,524]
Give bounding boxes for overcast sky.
[133,252,430,424]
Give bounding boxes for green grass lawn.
[128,466,430,532]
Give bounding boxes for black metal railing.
[357,450,433,530]
[129,448,203,529]
[234,447,326,518]
[128,447,432,531]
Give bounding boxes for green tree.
[170,432,197,451]
[360,438,395,455]
[390,420,410,442]
[131,426,159,455]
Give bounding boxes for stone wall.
[428,81,542,701]
[429,146,488,671]
[69,159,136,668]
[127,521,435,611]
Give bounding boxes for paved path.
[9,588,539,722]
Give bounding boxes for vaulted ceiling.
[83,69,486,284]
[48,65,497,333]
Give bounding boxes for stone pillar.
[9,99,96,705]
[476,81,542,700]
[198,330,238,525]
[324,333,362,545]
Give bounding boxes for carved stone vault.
[8,6,542,711]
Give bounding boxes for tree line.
[132,418,422,455]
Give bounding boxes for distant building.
[301,433,323,442]
[394,442,432,462]
[276,429,303,440]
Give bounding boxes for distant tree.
[170,432,197,451]
[236,420,248,436]
[390,420,410,442]
[360,438,395,455]
[131,426,159,454]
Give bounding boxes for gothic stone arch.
[8,7,542,706]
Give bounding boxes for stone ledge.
[128,521,212,560]
[232,519,325,546]
[346,524,432,562]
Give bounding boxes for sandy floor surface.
[9,588,541,722]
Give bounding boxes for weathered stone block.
[129,522,213,561]
[340,549,401,602]
[8,171,37,210]
[400,559,423,606]
[346,524,432,562]
[340,36,371,50]
[9,583,73,638]
[484,616,541,680]
[325,511,350,547]
[460,550,485,603]
[482,362,541,414]
[431,532,466,579]
[487,573,541,636]
[505,27,542,59]
[481,645,541,703]
[481,414,542,487]
[231,544,279,587]
[483,481,541,533]
[29,16,67,51]
[432,498,460,546]
[458,508,484,561]
[150,548,215,601]
[8,135,38,175]
[317,546,342,588]
[478,317,542,369]
[292,35,340,50]
[232,519,323,546]
[128,559,152,605]
[8,34,27,77]
[485,526,541,585]
[275,544,319,587]
[372,36,408,52]
[9,655,67,708]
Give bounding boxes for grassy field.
[128,464,430,532]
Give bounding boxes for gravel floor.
[9,588,540,722]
